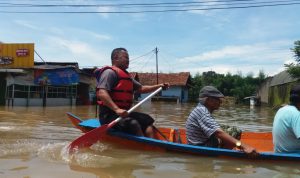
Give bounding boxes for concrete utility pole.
[155,47,158,85]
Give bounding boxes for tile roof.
[137,72,191,86]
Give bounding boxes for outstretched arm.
[137,83,169,93]
[214,129,258,156]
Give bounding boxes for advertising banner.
[34,68,79,85]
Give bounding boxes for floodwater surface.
[0,102,299,178]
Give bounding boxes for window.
[6,84,77,99]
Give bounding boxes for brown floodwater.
[0,101,299,178]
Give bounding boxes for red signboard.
[16,49,29,57]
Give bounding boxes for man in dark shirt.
[95,47,169,138]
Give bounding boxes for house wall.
[268,82,298,107]
[139,86,189,102]
[7,98,75,106]
[183,88,189,102]
[78,73,96,105]
[6,98,43,106]
[257,71,299,107]
[77,83,91,105]
[47,98,76,106]
[4,67,80,107]
[257,77,272,104]
[0,73,6,105]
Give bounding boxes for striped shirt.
[185,103,220,145]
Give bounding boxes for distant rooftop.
[270,70,299,86]
[138,72,191,87]
[34,62,79,68]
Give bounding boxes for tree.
[188,73,202,102]
[292,40,300,63]
[285,40,300,78]
[188,70,265,103]
[258,70,266,82]
[202,71,217,86]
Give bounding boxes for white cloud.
[91,33,111,40]
[96,6,115,18]
[14,20,40,30]
[94,5,145,20]
[47,27,112,41]
[49,27,65,35]
[43,36,108,67]
[167,40,294,77]
[81,31,111,40]
[180,41,293,63]
[187,0,226,16]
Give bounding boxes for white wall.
[6,98,75,106]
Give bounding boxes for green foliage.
[188,73,202,101]
[286,40,300,78]
[258,70,266,82]
[188,71,266,103]
[292,40,300,63]
[285,63,300,78]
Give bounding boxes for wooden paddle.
[68,87,163,153]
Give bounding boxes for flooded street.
[0,102,299,178]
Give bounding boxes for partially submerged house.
[0,43,36,106]
[0,43,96,106]
[257,70,299,107]
[137,72,192,102]
[5,63,80,106]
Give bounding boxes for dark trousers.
[99,106,154,135]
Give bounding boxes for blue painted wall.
[139,86,189,102]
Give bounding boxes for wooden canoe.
[67,112,300,161]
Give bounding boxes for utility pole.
[155,47,158,85]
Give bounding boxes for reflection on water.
[0,102,297,178]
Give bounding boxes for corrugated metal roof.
[33,65,77,70]
[0,69,24,73]
[33,64,81,73]
[34,62,79,68]
[270,70,298,86]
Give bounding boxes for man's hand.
[161,83,170,90]
[115,108,129,118]
[240,143,259,158]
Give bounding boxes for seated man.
[273,84,300,153]
[95,47,169,138]
[185,86,257,156]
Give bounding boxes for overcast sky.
[1,0,300,77]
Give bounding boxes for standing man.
[186,86,258,156]
[273,84,300,153]
[95,47,169,138]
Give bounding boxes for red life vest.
[95,66,133,110]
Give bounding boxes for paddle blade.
[68,124,108,153]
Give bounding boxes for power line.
[2,0,299,9]
[129,52,155,72]
[1,0,298,6]
[0,1,299,13]
[130,49,155,62]
[0,0,276,7]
